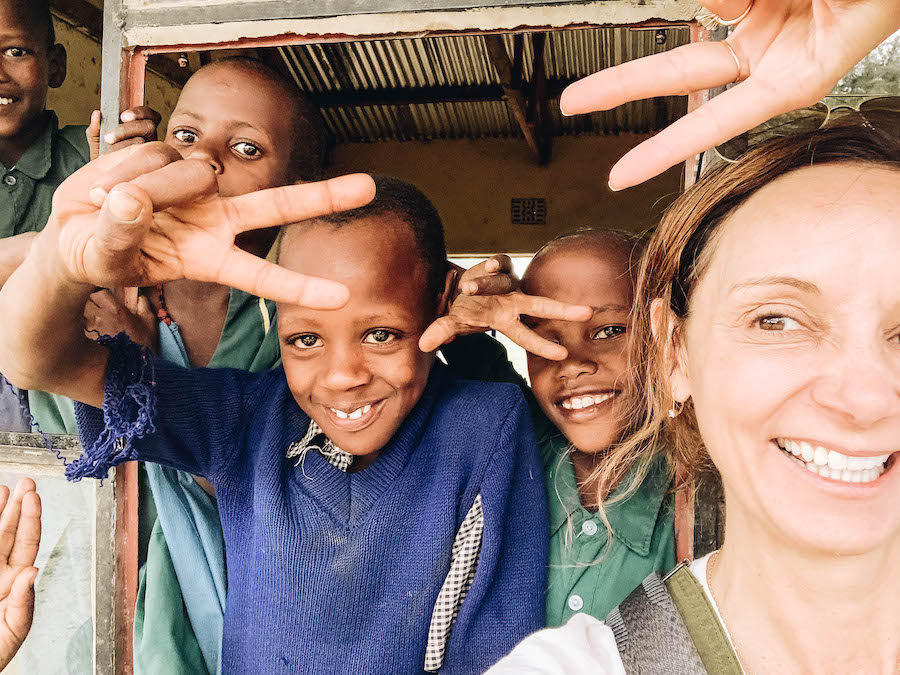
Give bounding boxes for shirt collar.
[13,111,57,180]
[546,437,670,557]
[286,419,355,472]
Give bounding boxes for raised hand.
[561,0,900,189]
[0,478,41,671]
[420,259,591,360]
[86,106,163,161]
[456,254,520,297]
[48,142,376,309]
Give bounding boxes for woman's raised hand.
[48,142,376,309]
[561,0,900,189]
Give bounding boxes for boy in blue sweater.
[0,146,548,674]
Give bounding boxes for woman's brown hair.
[591,115,900,531]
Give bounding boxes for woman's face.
[672,163,900,556]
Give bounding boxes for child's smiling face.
[522,238,635,454]
[277,215,444,466]
[163,62,297,198]
[0,1,64,147]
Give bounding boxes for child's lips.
[320,399,386,431]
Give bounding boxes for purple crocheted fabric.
[66,333,157,481]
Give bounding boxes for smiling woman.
[489,116,900,674]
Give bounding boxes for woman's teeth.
[330,404,372,420]
[0,97,15,105]
[561,393,616,410]
[777,438,890,484]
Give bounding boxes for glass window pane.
[0,472,94,675]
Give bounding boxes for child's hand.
[561,0,900,189]
[86,107,163,161]
[419,291,591,360]
[0,478,41,671]
[456,254,519,298]
[83,288,159,352]
[44,142,375,309]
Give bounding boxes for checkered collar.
[286,420,355,472]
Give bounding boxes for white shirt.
[487,553,719,674]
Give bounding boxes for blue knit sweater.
[74,341,547,674]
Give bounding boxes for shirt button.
[581,519,598,536]
[3,174,16,186]
[567,594,584,612]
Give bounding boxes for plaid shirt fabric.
[286,420,355,472]
[285,423,484,671]
[424,494,484,672]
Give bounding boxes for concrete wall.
[47,18,181,135]
[329,134,682,254]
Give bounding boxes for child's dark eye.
[172,129,198,144]
[757,315,800,331]
[232,141,262,158]
[364,329,397,345]
[291,334,323,349]
[2,47,28,58]
[592,325,626,340]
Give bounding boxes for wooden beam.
[304,79,573,108]
[484,34,540,159]
[51,0,103,37]
[529,32,551,164]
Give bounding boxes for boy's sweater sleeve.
[439,333,554,441]
[441,389,548,673]
[71,334,257,482]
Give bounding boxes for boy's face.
[0,2,64,142]
[277,215,442,465]
[522,243,634,454]
[163,64,297,198]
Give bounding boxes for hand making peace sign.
[561,0,900,189]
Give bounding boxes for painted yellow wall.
[46,18,181,135]
[329,135,681,255]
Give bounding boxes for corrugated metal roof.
[278,26,690,143]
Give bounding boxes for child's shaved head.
[524,227,646,291]
[198,56,325,181]
[283,175,449,307]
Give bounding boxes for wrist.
[29,221,95,294]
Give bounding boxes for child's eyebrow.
[591,304,631,314]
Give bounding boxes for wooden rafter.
[529,32,551,164]
[484,34,541,161]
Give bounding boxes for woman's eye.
[232,141,262,158]
[364,329,397,345]
[592,325,627,340]
[3,47,27,57]
[172,129,198,144]
[757,315,801,331]
[292,334,322,349]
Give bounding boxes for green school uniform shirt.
[541,427,674,626]
[0,111,89,237]
[440,333,675,625]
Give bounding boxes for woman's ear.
[650,298,691,403]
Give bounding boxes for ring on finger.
[696,0,754,31]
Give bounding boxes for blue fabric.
[74,341,548,674]
[143,320,226,675]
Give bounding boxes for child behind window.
[437,230,676,625]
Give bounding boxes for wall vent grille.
[511,198,547,225]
